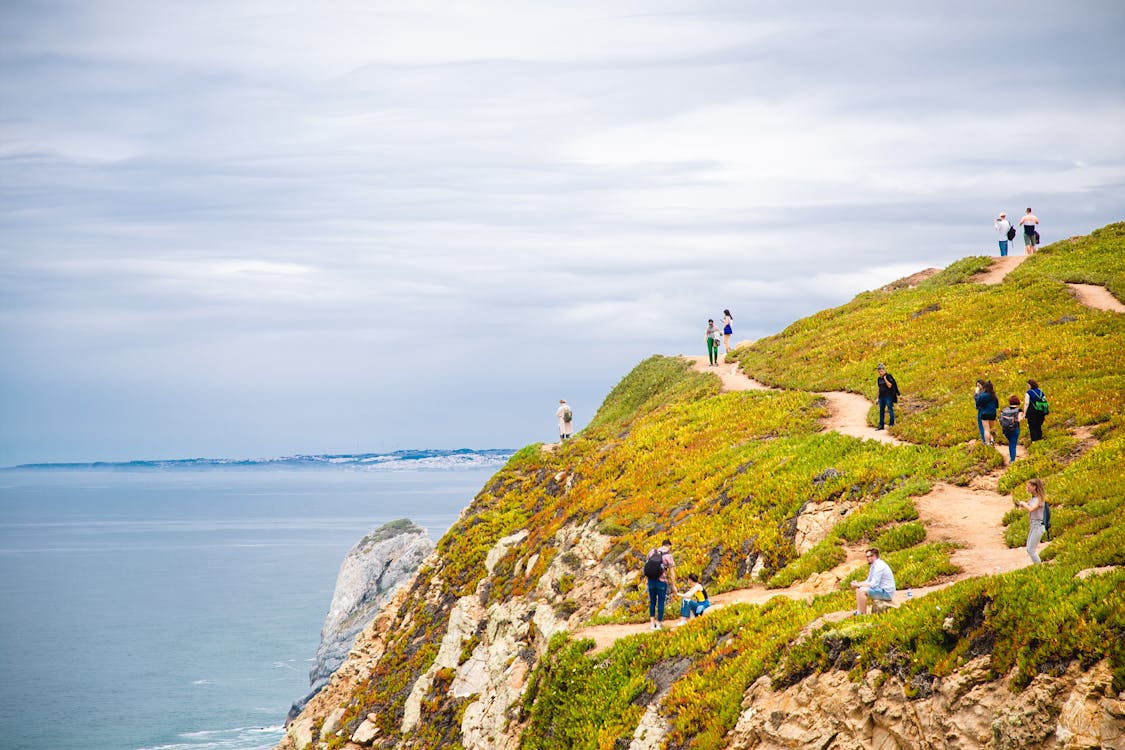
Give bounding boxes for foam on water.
[137,725,284,750]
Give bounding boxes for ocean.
[0,450,511,750]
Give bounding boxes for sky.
[1,1,1123,465]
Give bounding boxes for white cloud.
[1,0,1123,463]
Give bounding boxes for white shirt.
[995,218,1011,235]
[864,558,896,593]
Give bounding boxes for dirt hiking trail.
[973,254,1027,285]
[572,356,1046,653]
[971,255,1123,314]
[1068,283,1125,313]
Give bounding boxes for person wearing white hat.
[994,212,1012,256]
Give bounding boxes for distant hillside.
[278,222,1124,750]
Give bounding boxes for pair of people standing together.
[705,310,734,366]
[994,208,1040,256]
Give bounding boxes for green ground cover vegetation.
[318,225,1123,749]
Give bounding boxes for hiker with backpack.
[994,212,1014,256]
[677,572,711,624]
[556,399,573,441]
[1019,479,1050,564]
[998,395,1022,463]
[1023,379,1049,442]
[643,539,676,630]
[974,379,1000,445]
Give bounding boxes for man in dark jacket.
[876,363,900,430]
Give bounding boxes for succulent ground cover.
[312,224,1124,749]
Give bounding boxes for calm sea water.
[0,463,502,750]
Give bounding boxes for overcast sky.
[1,1,1123,465]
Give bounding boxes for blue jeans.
[647,579,667,621]
[998,240,1008,256]
[977,414,985,442]
[1004,427,1019,461]
[878,396,895,428]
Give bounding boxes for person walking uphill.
[705,319,720,366]
[644,539,676,630]
[1023,379,1049,442]
[875,364,899,430]
[994,212,1014,256]
[556,399,573,441]
[999,395,1022,463]
[974,379,1000,445]
[722,309,734,354]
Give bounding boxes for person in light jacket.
[852,547,896,615]
[994,212,1012,256]
[556,399,573,441]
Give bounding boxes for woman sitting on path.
[677,573,710,624]
[1023,379,1048,442]
[1019,479,1048,564]
[974,379,1000,445]
[722,309,734,355]
[999,395,1022,463]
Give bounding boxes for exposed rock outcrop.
[287,519,433,721]
[728,657,1124,750]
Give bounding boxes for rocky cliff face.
[287,519,433,721]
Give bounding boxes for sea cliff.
[279,223,1125,750]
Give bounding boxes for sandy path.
[973,254,1027,285]
[1067,283,1125,313]
[569,356,1039,653]
[685,356,902,446]
[574,476,1031,654]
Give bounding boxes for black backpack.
[1043,502,1052,540]
[643,549,665,580]
[1006,225,1016,241]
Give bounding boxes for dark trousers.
[878,396,895,428]
[647,579,668,621]
[1026,412,1045,441]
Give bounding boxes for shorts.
[1024,230,1037,245]
[980,413,997,421]
[867,587,894,601]
[723,325,733,335]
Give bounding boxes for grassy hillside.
[304,224,1124,750]
[519,223,1125,749]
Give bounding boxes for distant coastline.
[3,448,516,472]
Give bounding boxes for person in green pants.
[706,319,720,366]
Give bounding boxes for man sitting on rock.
[851,547,896,615]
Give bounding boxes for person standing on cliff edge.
[556,399,573,441]
[876,364,899,430]
[1019,207,1040,255]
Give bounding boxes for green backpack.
[1031,389,1049,415]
